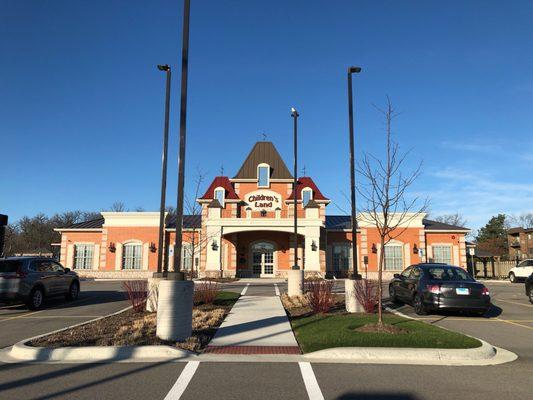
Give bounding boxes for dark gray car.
[0,257,80,310]
[389,263,491,315]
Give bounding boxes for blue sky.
[1,0,533,229]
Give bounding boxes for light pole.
[347,66,361,279]
[156,64,171,275]
[291,107,299,270]
[172,0,191,281]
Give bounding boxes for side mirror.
[64,267,71,273]
[393,273,401,279]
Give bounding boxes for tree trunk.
[377,237,386,326]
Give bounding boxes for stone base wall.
[75,270,152,279]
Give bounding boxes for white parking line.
[299,362,324,400]
[164,361,200,400]
[240,284,250,296]
[274,284,280,296]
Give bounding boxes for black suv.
[525,274,533,304]
[389,263,491,315]
[0,257,80,310]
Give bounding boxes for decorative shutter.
[115,243,123,271]
[66,244,74,268]
[142,243,149,270]
[93,244,100,270]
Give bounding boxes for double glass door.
[251,242,275,277]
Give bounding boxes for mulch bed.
[281,293,345,318]
[29,295,238,353]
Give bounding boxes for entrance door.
[251,242,275,277]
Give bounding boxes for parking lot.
[0,279,532,400]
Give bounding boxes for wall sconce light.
[149,242,157,253]
[413,244,418,254]
[260,210,267,217]
[311,240,317,251]
[211,240,219,251]
[108,242,116,253]
[371,243,377,254]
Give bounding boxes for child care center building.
[56,141,469,279]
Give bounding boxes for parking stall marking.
[274,284,280,296]
[164,361,200,400]
[299,362,325,400]
[240,284,250,296]
[496,298,533,309]
[495,317,533,331]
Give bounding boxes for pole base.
[156,280,193,341]
[345,279,364,313]
[288,269,304,297]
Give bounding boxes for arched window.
[257,163,270,187]
[123,242,142,270]
[214,187,225,207]
[302,187,313,207]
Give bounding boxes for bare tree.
[434,213,467,227]
[509,213,533,229]
[109,201,126,212]
[357,97,428,328]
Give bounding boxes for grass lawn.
[291,313,482,353]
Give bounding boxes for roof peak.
[233,141,293,180]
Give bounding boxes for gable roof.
[233,141,293,180]
[199,176,240,200]
[422,219,469,231]
[165,214,202,229]
[287,177,329,201]
[61,217,105,229]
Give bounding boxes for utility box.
[0,214,7,257]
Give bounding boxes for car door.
[31,259,58,295]
[516,261,531,278]
[404,267,421,302]
[524,260,533,278]
[396,267,413,301]
[50,261,69,294]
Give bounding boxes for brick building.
[56,141,469,279]
[508,227,533,260]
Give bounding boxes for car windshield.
[426,267,473,281]
[0,260,23,273]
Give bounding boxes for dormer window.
[257,163,270,188]
[214,187,225,207]
[302,187,313,207]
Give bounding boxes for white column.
[453,245,460,266]
[66,244,74,268]
[205,226,221,272]
[404,243,411,268]
[304,226,321,271]
[142,243,149,270]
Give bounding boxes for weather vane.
[301,165,307,176]
[220,165,224,176]
[261,131,267,141]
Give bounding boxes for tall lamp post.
[156,64,171,275]
[172,0,191,281]
[347,66,361,280]
[156,0,193,343]
[291,107,299,270]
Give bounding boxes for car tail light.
[427,284,441,294]
[482,287,490,296]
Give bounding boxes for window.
[433,245,452,264]
[427,267,473,282]
[332,244,351,271]
[214,187,225,207]
[384,244,403,270]
[122,243,142,270]
[182,243,193,270]
[302,188,312,207]
[257,163,270,187]
[74,244,94,269]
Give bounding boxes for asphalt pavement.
[1,279,532,400]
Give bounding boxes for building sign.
[246,190,282,211]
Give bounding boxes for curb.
[303,340,517,365]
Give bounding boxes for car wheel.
[26,287,44,310]
[413,294,428,315]
[529,288,533,305]
[509,272,516,283]
[389,285,401,304]
[66,282,79,301]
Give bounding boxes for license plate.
[456,288,470,295]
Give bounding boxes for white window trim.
[383,242,404,271]
[302,187,313,206]
[432,244,453,264]
[214,186,225,207]
[122,240,143,270]
[257,163,270,188]
[73,243,95,270]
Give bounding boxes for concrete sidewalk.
[207,295,300,354]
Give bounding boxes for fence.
[473,261,516,279]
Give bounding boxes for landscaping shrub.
[122,280,148,313]
[194,281,220,305]
[353,278,379,313]
[304,279,334,313]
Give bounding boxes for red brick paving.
[204,345,301,355]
